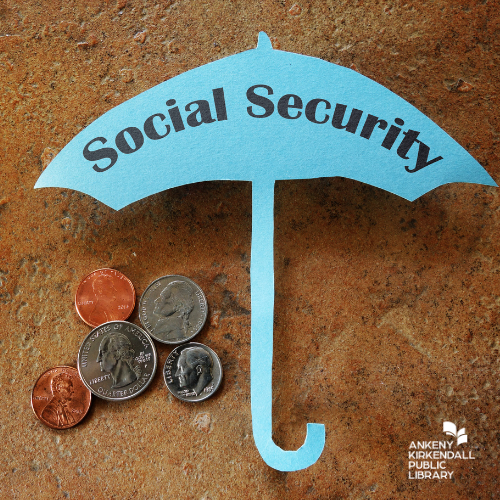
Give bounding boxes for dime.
[77,321,157,401]
[75,268,136,328]
[164,342,223,402]
[139,275,208,344]
[31,366,92,429]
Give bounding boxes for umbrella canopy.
[35,32,496,471]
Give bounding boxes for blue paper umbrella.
[36,33,496,471]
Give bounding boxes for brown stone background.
[1,0,499,498]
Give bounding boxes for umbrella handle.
[250,180,325,471]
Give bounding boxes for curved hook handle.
[250,180,325,471]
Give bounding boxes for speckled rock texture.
[1,1,499,498]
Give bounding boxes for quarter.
[31,366,92,429]
[77,321,157,401]
[139,275,208,344]
[75,268,136,327]
[164,342,223,402]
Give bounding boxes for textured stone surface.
[1,1,499,498]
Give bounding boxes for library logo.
[407,421,475,480]
[443,421,467,446]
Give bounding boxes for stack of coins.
[31,269,223,429]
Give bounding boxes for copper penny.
[75,268,136,327]
[31,366,92,430]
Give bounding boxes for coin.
[75,268,136,328]
[31,366,92,429]
[77,321,157,401]
[139,275,208,344]
[164,342,223,402]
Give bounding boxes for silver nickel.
[164,342,223,402]
[139,275,208,344]
[77,321,157,401]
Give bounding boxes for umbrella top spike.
[257,32,273,50]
